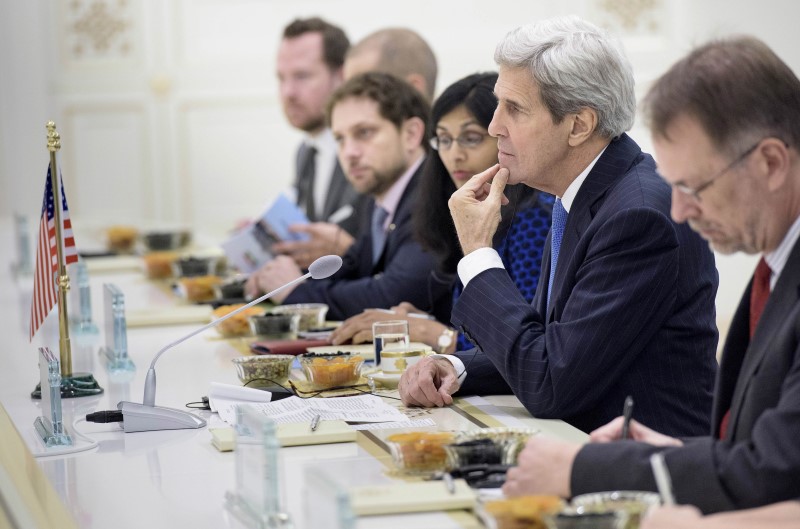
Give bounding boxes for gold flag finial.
[46,121,61,152]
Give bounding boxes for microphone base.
[118,401,206,433]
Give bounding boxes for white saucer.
[367,370,402,389]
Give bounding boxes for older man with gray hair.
[398,16,719,437]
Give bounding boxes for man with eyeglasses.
[398,16,719,437]
[500,36,800,514]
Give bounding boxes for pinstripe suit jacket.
[571,234,800,513]
[451,134,719,436]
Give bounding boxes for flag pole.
[46,122,73,378]
[31,122,103,399]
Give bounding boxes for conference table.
[0,224,587,529]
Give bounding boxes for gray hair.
[494,16,635,138]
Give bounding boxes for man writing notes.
[503,36,800,513]
[398,16,719,437]
[272,18,367,269]
[246,72,441,320]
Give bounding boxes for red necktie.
[720,257,772,439]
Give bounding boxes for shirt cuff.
[457,248,505,288]
[432,353,467,385]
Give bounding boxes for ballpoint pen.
[310,413,321,432]
[650,452,676,505]
[621,395,634,439]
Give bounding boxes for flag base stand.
[31,372,104,399]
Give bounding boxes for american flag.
[29,165,78,341]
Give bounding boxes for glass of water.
[372,320,409,368]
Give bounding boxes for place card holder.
[99,283,135,373]
[224,404,292,529]
[68,260,99,335]
[33,347,73,448]
[11,212,33,277]
[303,463,357,529]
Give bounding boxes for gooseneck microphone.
[118,255,343,433]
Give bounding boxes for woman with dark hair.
[331,72,553,353]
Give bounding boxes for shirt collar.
[376,154,425,223]
[559,145,608,212]
[764,213,800,289]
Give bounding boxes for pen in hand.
[310,413,321,432]
[621,395,634,440]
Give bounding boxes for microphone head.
[308,255,343,279]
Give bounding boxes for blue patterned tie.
[371,206,389,264]
[547,198,568,310]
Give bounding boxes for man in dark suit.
[501,36,800,514]
[271,18,367,269]
[246,73,441,320]
[398,16,719,437]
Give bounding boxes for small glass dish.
[214,277,247,299]
[544,508,628,529]
[232,355,294,387]
[212,304,264,337]
[444,438,505,468]
[106,225,138,253]
[178,275,223,303]
[142,251,179,279]
[571,491,660,529]
[385,431,455,475]
[249,313,300,340]
[450,427,540,467]
[299,352,364,390]
[479,495,564,529]
[172,256,219,278]
[141,230,191,251]
[272,303,329,331]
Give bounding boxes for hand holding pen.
[621,395,634,439]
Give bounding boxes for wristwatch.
[437,328,457,354]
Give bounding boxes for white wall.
[2,0,797,333]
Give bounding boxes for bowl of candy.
[141,230,191,251]
[299,352,364,390]
[446,427,540,468]
[570,491,660,529]
[212,304,265,337]
[385,431,456,475]
[480,495,564,529]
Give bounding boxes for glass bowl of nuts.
[232,355,294,388]
[385,431,456,475]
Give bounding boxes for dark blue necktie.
[371,206,389,264]
[547,198,568,310]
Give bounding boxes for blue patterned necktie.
[371,206,389,264]
[547,198,568,310]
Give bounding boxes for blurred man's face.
[654,114,765,255]
[277,32,342,133]
[331,96,410,198]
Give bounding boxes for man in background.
[344,27,437,101]
[272,17,367,268]
[246,73,442,320]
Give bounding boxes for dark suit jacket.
[294,142,368,238]
[284,163,443,320]
[451,134,719,436]
[572,233,800,513]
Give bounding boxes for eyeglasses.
[429,131,488,151]
[673,141,761,202]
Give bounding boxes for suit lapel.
[727,239,800,435]
[547,134,642,321]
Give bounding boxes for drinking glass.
[372,320,409,369]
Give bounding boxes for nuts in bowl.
[299,352,363,389]
[232,355,294,387]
